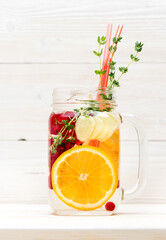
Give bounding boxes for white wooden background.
[0,0,166,204]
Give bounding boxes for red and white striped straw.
[98,23,113,89]
[110,24,123,61]
[104,24,120,66]
[102,23,113,66]
[105,24,123,87]
[97,24,123,100]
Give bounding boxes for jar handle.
[121,114,148,200]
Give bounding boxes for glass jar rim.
[52,87,116,111]
[52,87,115,103]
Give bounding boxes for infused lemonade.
[48,23,144,214]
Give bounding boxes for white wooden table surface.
[0,204,166,240]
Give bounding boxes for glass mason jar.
[48,88,147,215]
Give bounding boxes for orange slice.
[52,145,118,210]
[99,129,120,172]
[101,129,120,152]
[99,143,119,171]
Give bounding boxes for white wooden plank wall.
[0,0,165,204]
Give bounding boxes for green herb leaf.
[97,36,106,45]
[74,109,81,118]
[99,93,112,100]
[93,48,103,57]
[95,70,101,75]
[62,120,68,125]
[74,109,79,112]
[101,69,107,75]
[66,124,75,130]
[65,136,76,143]
[108,72,115,78]
[99,94,108,100]
[108,61,116,66]
[95,69,107,75]
[93,50,100,56]
[97,36,100,44]
[113,36,122,44]
[49,145,57,154]
[135,41,144,52]
[101,36,106,41]
[119,67,128,73]
[100,36,107,45]
[109,46,113,52]
[98,48,103,57]
[112,80,120,87]
[130,54,140,62]
[119,67,123,72]
[110,65,115,71]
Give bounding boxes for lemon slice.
[97,112,119,142]
[52,145,118,210]
[75,116,95,142]
[107,111,121,125]
[90,116,104,140]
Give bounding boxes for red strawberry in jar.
[48,111,77,186]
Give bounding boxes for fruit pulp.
[48,110,121,214]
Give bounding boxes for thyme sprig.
[49,116,77,154]
[108,36,122,60]
[95,38,144,101]
[93,36,107,80]
[113,41,144,87]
